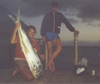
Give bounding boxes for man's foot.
[46,61,55,72]
[50,70,59,74]
[12,67,18,77]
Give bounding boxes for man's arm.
[60,13,75,32]
[40,15,47,42]
[10,22,21,44]
[41,14,48,36]
[61,13,79,34]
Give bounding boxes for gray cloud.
[87,23,100,27]
[68,18,79,24]
[0,0,100,22]
[98,24,100,27]
[76,0,100,21]
[0,0,76,17]
[87,23,97,27]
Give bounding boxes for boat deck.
[0,68,100,84]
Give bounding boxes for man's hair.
[26,25,37,33]
[52,2,58,7]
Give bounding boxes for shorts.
[14,60,28,68]
[45,32,59,41]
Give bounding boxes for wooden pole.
[74,32,79,66]
[45,43,48,70]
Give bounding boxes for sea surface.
[54,46,100,70]
[0,44,100,70]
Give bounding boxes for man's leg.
[15,60,34,81]
[46,41,52,59]
[48,38,62,72]
[18,65,34,81]
[12,67,19,77]
[46,41,55,72]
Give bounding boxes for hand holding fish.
[33,48,38,53]
[9,8,44,79]
[15,22,21,30]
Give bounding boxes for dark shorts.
[14,60,28,68]
[45,32,59,41]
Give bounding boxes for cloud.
[87,23,97,27]
[76,0,100,21]
[68,18,79,24]
[0,0,100,22]
[98,24,100,27]
[0,0,76,17]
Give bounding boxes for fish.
[8,8,44,79]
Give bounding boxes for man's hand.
[42,36,46,42]
[39,54,45,61]
[15,22,21,30]
[74,30,79,35]
[33,48,38,53]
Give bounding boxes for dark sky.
[0,0,100,21]
[0,0,100,46]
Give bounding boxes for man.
[40,2,79,73]
[10,22,45,81]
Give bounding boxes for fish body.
[18,27,44,79]
[8,9,44,79]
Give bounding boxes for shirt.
[14,36,40,59]
[41,11,75,36]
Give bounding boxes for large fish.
[8,8,44,79]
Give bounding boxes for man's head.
[26,26,36,39]
[51,2,58,13]
[52,2,58,7]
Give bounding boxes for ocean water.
[54,46,100,70]
[0,44,100,70]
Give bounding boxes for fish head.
[31,62,44,79]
